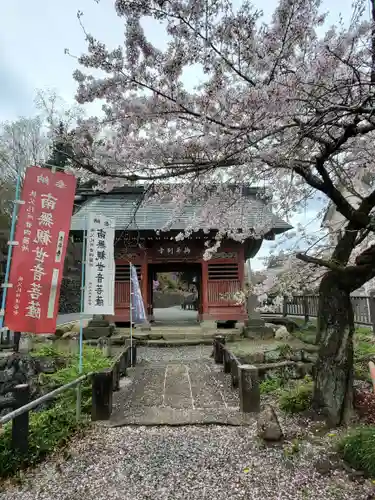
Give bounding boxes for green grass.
[279,376,314,413]
[0,345,112,479]
[259,377,285,394]
[354,328,375,359]
[338,426,375,477]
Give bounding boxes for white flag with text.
[84,213,115,315]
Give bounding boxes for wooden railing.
[0,343,137,454]
[260,294,375,332]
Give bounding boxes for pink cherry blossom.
[68,0,375,302]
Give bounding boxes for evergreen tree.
[44,122,73,171]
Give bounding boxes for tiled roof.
[70,192,291,234]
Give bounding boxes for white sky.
[0,0,360,269]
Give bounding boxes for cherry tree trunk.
[313,271,355,426]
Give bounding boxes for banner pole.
[0,171,23,336]
[129,262,133,366]
[76,222,87,422]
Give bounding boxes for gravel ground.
[137,345,213,363]
[2,346,374,499]
[1,425,374,500]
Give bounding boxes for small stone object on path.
[257,404,284,442]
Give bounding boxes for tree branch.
[296,252,344,272]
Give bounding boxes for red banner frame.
[4,166,77,334]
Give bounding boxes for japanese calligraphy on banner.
[5,166,77,333]
[84,213,115,315]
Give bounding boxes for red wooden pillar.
[238,245,245,288]
[238,246,246,318]
[201,259,209,320]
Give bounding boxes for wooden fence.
[0,343,137,454]
[263,294,375,332]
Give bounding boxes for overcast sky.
[0,0,360,268]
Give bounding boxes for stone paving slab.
[105,407,253,426]
[111,346,242,425]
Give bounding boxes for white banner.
[84,213,115,315]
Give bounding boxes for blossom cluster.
[66,0,375,295]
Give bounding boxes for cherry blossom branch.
[295,252,344,272]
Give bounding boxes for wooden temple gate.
[108,236,246,324]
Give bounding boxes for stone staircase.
[113,325,242,346]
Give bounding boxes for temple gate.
[70,185,290,326]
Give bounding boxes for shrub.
[279,377,313,413]
[0,402,85,478]
[30,344,71,360]
[260,377,285,394]
[338,426,375,477]
[0,345,112,478]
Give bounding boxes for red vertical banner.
[4,166,77,334]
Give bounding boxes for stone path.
[2,346,373,500]
[109,346,252,426]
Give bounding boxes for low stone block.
[245,351,265,364]
[238,364,260,413]
[246,318,266,328]
[83,327,112,340]
[214,335,225,364]
[110,335,128,346]
[256,360,314,381]
[257,405,283,441]
[243,326,275,340]
[223,349,231,373]
[231,359,239,388]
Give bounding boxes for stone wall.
[0,353,66,417]
[59,277,81,313]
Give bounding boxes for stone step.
[106,406,253,427]
[118,327,239,336]
[139,338,214,347]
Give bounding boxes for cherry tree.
[68,0,375,425]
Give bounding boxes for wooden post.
[282,295,288,317]
[231,358,239,388]
[223,348,231,373]
[119,351,127,377]
[12,384,30,454]
[214,335,225,364]
[238,365,260,413]
[369,291,375,334]
[13,331,21,352]
[131,344,137,366]
[303,293,309,325]
[91,369,113,421]
[112,363,120,392]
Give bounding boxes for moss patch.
[0,346,112,479]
